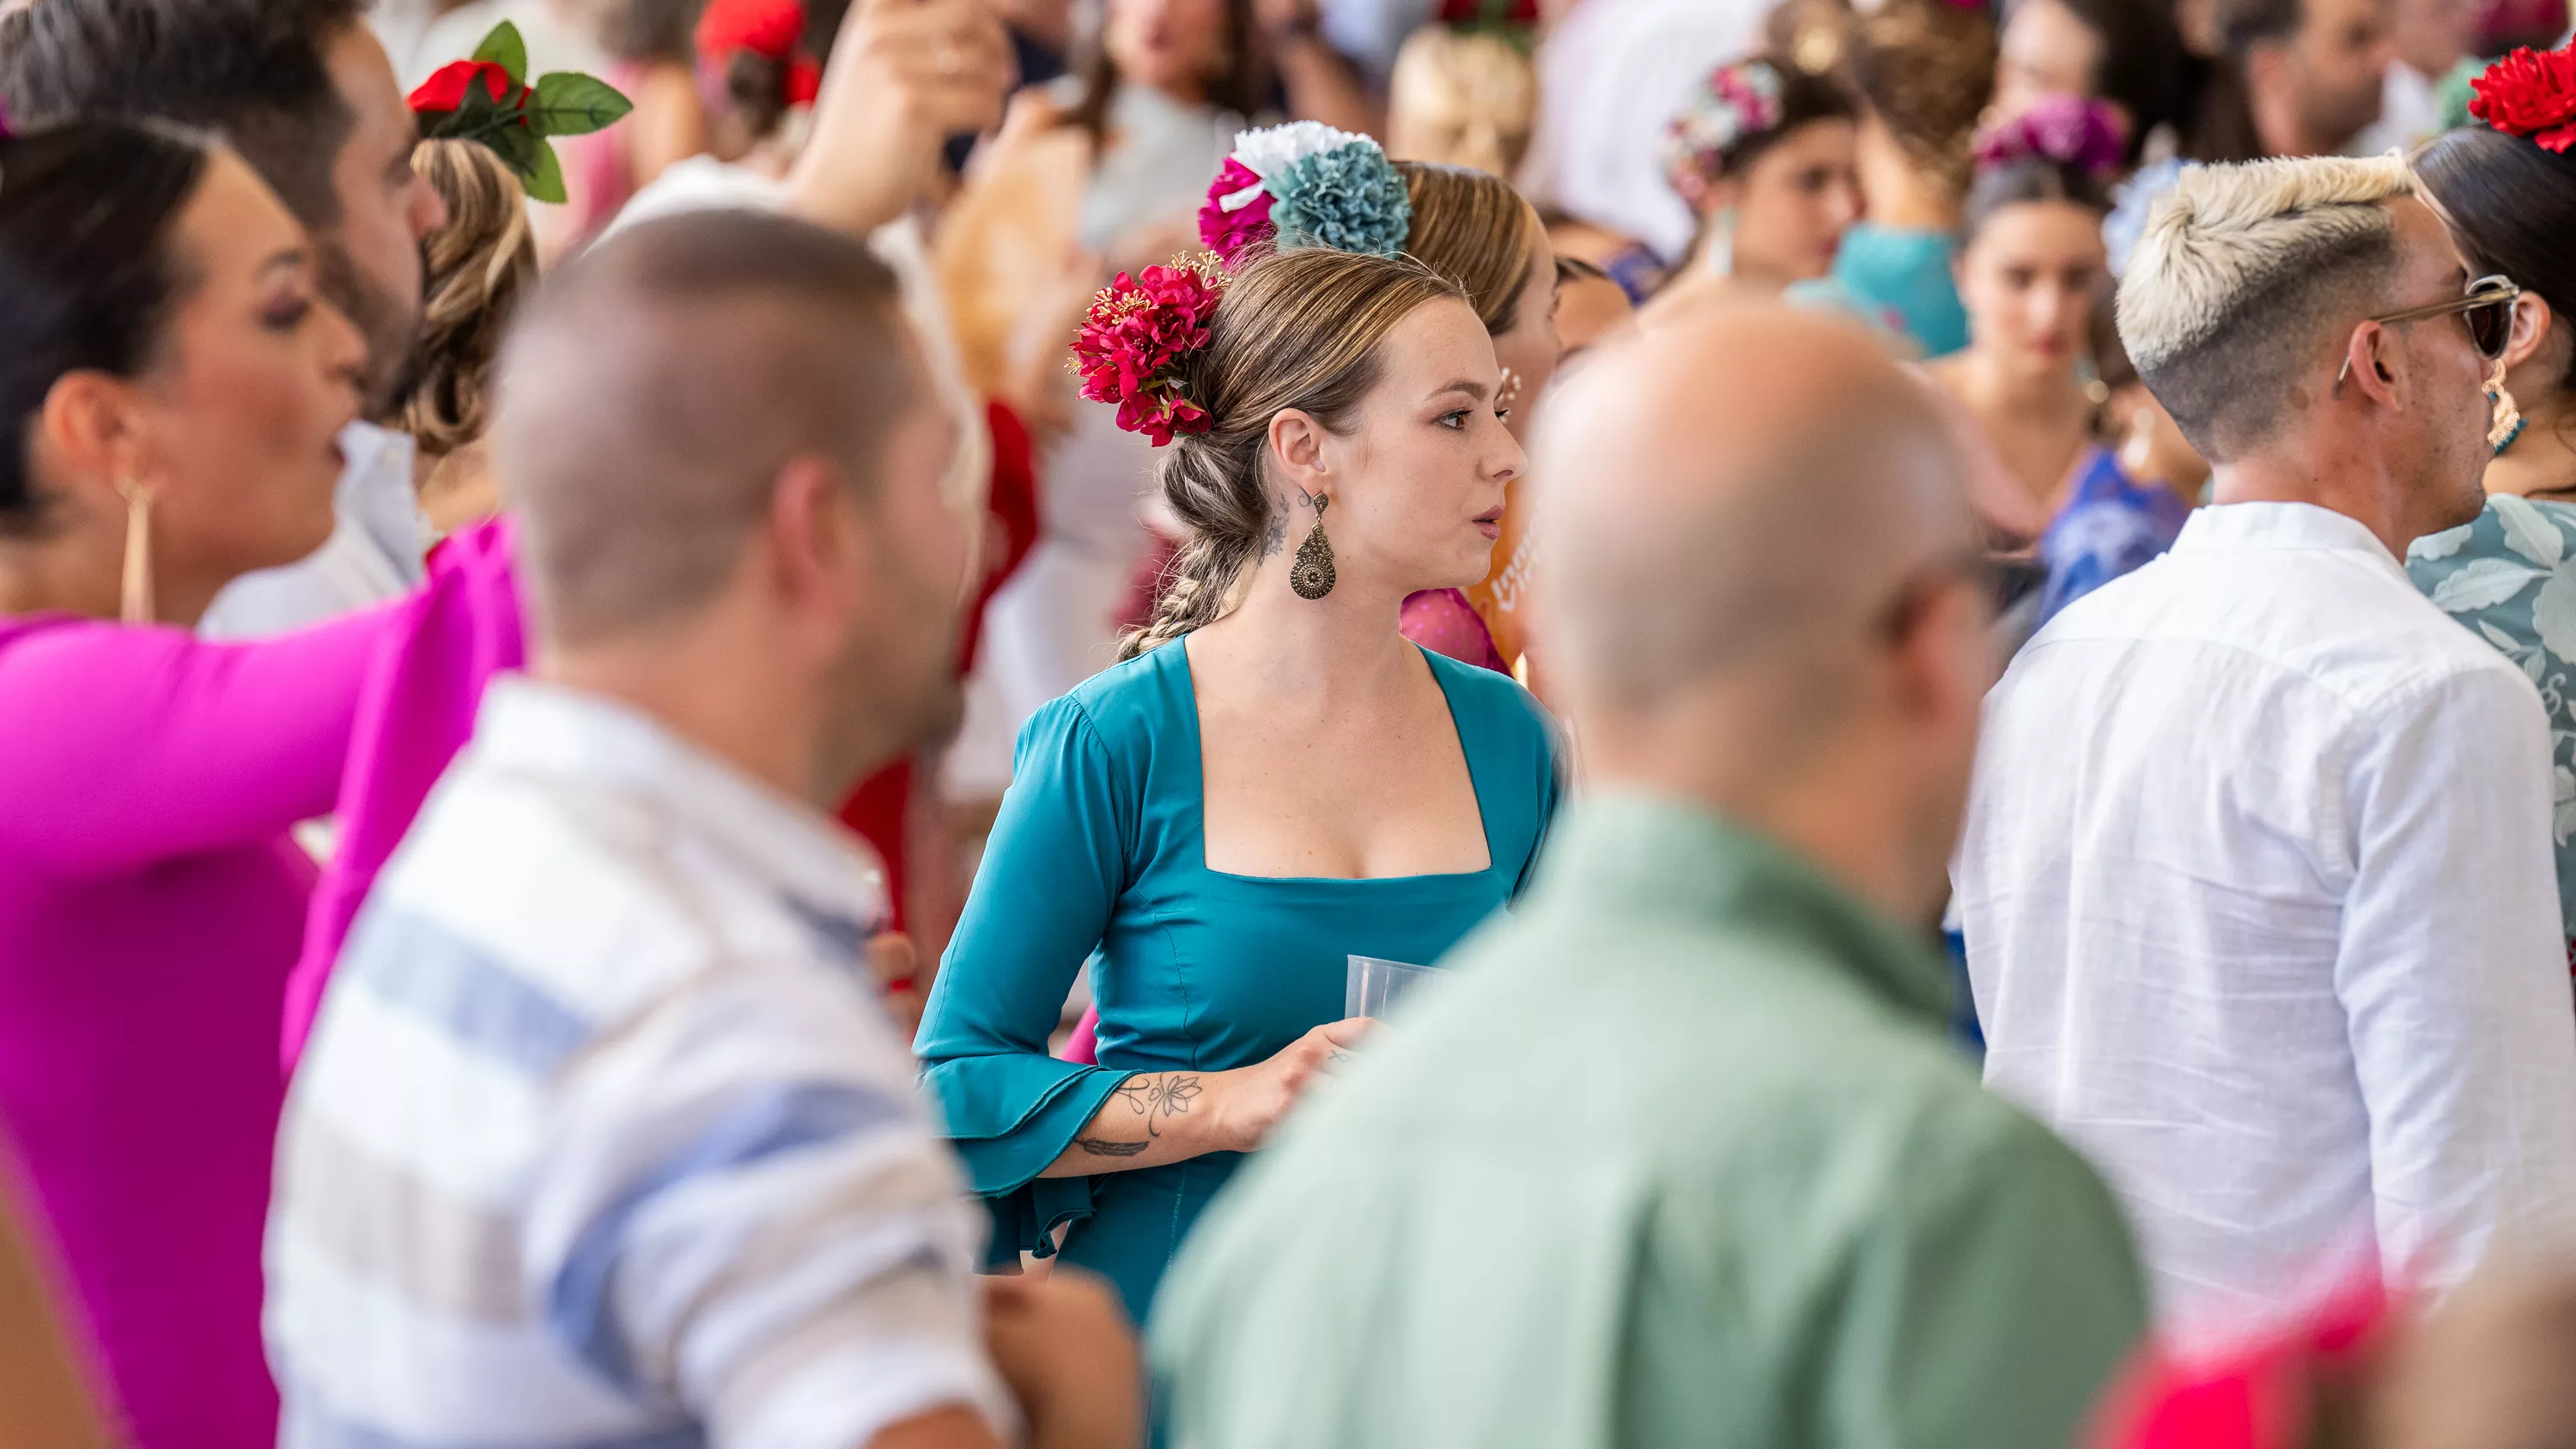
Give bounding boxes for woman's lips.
[1473,510,1504,541]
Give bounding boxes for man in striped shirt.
[266,209,1136,1449]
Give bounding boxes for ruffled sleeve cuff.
[921,1054,1134,1264]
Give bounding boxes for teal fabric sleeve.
[917,695,1137,1260]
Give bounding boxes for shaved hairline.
[496,241,922,650]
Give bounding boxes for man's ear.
[2338,320,2403,407]
[765,454,861,615]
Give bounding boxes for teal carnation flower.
[1267,143,1412,257]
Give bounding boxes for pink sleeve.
[0,607,390,877]
[283,518,526,1068]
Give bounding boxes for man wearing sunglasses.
[1955,154,2576,1351]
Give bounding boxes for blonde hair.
[2117,155,2413,456]
[1395,160,1546,335]
[1387,29,1538,181]
[1122,250,1467,659]
[396,139,540,458]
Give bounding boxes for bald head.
[495,209,923,649]
[1535,308,1976,721]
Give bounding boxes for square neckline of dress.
[1171,634,1503,887]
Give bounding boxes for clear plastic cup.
[1346,955,1443,1020]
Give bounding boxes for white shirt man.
[1959,500,2576,1341]
[1954,154,2576,1349]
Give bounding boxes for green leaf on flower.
[522,139,568,204]
[472,21,529,86]
[529,72,634,137]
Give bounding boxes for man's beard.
[317,237,422,417]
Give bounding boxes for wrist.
[1196,1068,1257,1154]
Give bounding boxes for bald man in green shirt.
[1152,309,2149,1449]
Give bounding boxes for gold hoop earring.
[1290,495,1336,601]
[116,478,157,625]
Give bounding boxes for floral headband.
[1196,121,1413,269]
[1070,254,1231,446]
[1663,59,1788,190]
[409,22,630,204]
[1972,95,2125,179]
[2470,41,2576,154]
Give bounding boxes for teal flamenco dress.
[914,639,1562,1324]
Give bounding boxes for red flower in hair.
[1071,258,1230,446]
[409,59,514,114]
[2470,44,2576,154]
[697,0,822,106]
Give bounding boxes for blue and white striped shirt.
[268,678,1012,1448]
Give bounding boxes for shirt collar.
[2170,500,2405,578]
[1528,792,1955,1028]
[471,677,890,932]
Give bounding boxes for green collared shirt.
[1153,796,2148,1449]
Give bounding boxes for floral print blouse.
[2409,494,2576,951]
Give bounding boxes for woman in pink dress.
[0,121,516,1448]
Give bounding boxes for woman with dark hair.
[2405,43,2576,958]
[0,120,521,1449]
[1932,98,2194,628]
[1834,0,1996,358]
[1643,55,1863,323]
[1992,0,2188,163]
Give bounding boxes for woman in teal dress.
[916,243,1562,1325]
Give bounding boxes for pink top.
[1400,588,1512,676]
[0,521,520,1449]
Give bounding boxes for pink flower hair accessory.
[1663,59,1788,190]
[1973,94,2127,178]
[1198,157,1276,264]
[1070,254,1231,446]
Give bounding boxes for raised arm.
[0,605,391,876]
[2336,667,2576,1294]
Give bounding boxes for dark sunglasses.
[2336,274,2521,385]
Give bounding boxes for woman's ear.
[1268,407,1331,500]
[2506,292,2559,373]
[36,371,151,497]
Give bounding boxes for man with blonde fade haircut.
[1155,309,2148,1449]
[1957,154,2576,1348]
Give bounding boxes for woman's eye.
[1438,409,1470,430]
[1495,407,1513,426]
[261,295,314,332]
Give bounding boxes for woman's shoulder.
[1421,647,1557,754]
[1026,644,1189,753]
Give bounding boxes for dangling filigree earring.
[116,477,157,625]
[2489,358,2527,455]
[1290,495,1336,600]
[1498,367,1525,414]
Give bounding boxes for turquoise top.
[915,638,1563,1321]
[2407,494,2576,946]
[1833,221,1969,360]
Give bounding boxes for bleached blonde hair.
[2117,155,2415,457]
[1385,28,1538,180]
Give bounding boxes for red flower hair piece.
[410,59,513,114]
[2470,43,2576,154]
[1070,255,1230,446]
[697,0,823,106]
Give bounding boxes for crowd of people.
[5,0,2576,1442]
